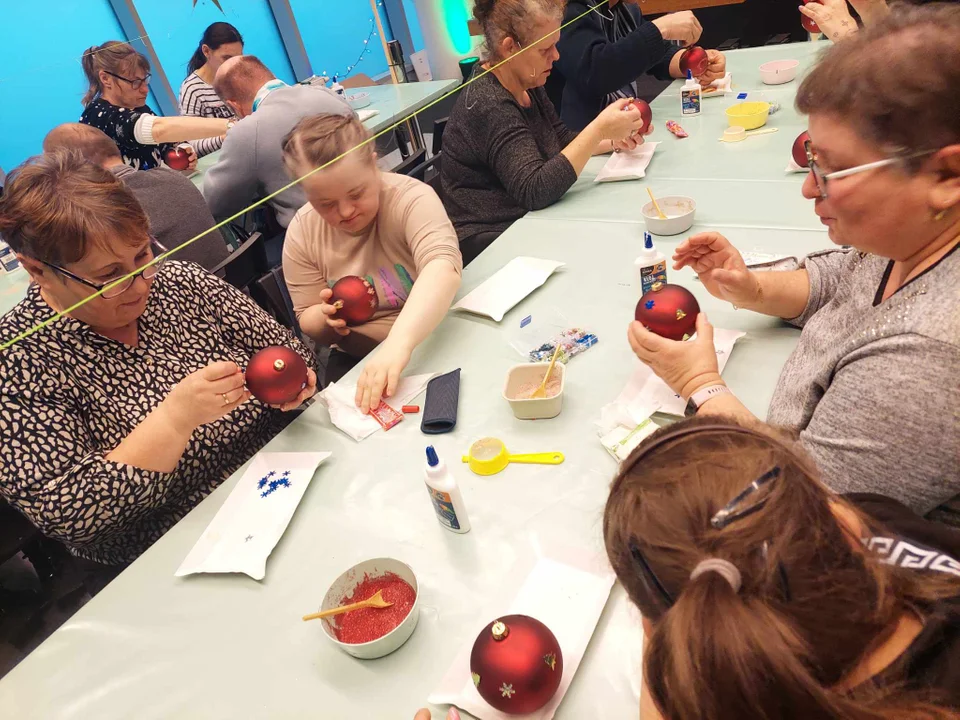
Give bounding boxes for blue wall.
[0,1,131,171]
[402,0,425,52]
[290,0,393,82]
[134,0,295,91]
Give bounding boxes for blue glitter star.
[266,471,276,478]
[260,477,293,498]
[282,471,290,477]
[257,477,269,490]
[260,490,270,498]
[645,300,655,310]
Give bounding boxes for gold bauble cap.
[491,621,509,641]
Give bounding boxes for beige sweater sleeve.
[397,179,463,276]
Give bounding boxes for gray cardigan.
[111,164,229,271]
[202,84,352,229]
[768,246,960,522]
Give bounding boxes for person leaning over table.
[546,0,725,131]
[43,123,229,271]
[80,41,233,172]
[0,151,317,573]
[627,5,960,524]
[281,113,462,413]
[179,21,244,157]
[799,0,892,41]
[202,55,353,230]
[441,0,651,264]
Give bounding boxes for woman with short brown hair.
[605,416,960,719]
[629,3,960,523]
[0,151,316,569]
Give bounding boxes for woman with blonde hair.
[80,41,233,170]
[281,113,462,412]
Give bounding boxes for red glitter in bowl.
[332,572,417,644]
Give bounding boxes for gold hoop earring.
[933,209,947,222]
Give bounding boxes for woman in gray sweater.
[627,5,960,523]
[441,0,648,263]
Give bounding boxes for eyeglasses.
[41,239,167,300]
[104,70,152,91]
[804,139,936,200]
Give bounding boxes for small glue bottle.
[635,232,668,295]
[681,70,702,117]
[424,446,471,534]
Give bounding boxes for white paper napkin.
[594,142,660,183]
[785,155,810,174]
[318,373,435,441]
[702,72,733,98]
[176,452,330,580]
[428,554,615,720]
[358,108,379,123]
[453,257,565,322]
[598,327,745,421]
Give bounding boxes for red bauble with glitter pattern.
[801,0,822,33]
[470,615,563,715]
[679,45,709,77]
[627,99,653,136]
[330,275,379,326]
[635,283,700,341]
[245,346,308,405]
[163,147,190,171]
[792,130,811,169]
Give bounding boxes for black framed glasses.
[804,139,936,200]
[41,239,167,300]
[104,70,151,91]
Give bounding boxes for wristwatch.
[684,384,732,417]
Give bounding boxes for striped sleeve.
[179,74,227,157]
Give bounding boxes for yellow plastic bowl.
[725,101,770,130]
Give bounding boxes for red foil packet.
[371,400,404,431]
[666,120,689,139]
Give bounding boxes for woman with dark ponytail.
[604,416,960,720]
[178,22,244,156]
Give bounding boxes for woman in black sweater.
[441,0,648,262]
[550,0,726,130]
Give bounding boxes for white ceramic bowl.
[641,196,696,236]
[346,92,371,110]
[319,557,420,660]
[759,59,799,85]
[503,362,565,420]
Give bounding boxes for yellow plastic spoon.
[531,344,562,399]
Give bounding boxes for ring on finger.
[222,392,231,406]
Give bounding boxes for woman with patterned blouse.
[80,41,231,171]
[0,151,317,567]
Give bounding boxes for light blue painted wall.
[402,0,425,52]
[289,0,394,82]
[0,1,132,171]
[134,0,295,95]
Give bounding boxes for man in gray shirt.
[43,124,229,270]
[204,55,352,228]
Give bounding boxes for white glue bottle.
[681,70,702,116]
[424,446,471,534]
[635,232,668,295]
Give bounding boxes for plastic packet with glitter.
[528,328,599,363]
[506,309,596,363]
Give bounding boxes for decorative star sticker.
[544,653,557,671]
[472,672,481,688]
[645,300,655,310]
[245,535,254,542]
[259,477,292,498]
[676,309,687,320]
[500,683,515,699]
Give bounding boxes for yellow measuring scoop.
[462,437,565,476]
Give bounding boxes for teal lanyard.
[251,80,287,112]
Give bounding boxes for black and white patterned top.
[79,97,176,171]
[0,261,313,566]
[179,73,236,157]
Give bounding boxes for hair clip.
[629,540,674,609]
[710,467,781,530]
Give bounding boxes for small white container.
[503,362,565,420]
[347,92,371,110]
[319,557,420,660]
[760,59,800,85]
[641,195,696,236]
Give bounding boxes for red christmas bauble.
[626,99,653,136]
[245,346,308,405]
[470,615,563,715]
[792,130,811,168]
[679,46,709,77]
[163,147,190,171]
[800,0,821,33]
[330,276,378,326]
[635,283,700,341]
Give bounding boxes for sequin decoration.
[472,673,481,688]
[500,683,516,699]
[544,653,557,670]
[258,471,291,498]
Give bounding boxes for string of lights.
[322,2,385,82]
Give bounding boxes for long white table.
[0,45,836,719]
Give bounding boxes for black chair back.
[432,118,448,155]
[392,148,427,177]
[210,231,268,293]
[254,267,303,341]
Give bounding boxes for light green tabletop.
[191,78,459,190]
[0,46,837,719]
[529,42,826,231]
[0,269,30,317]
